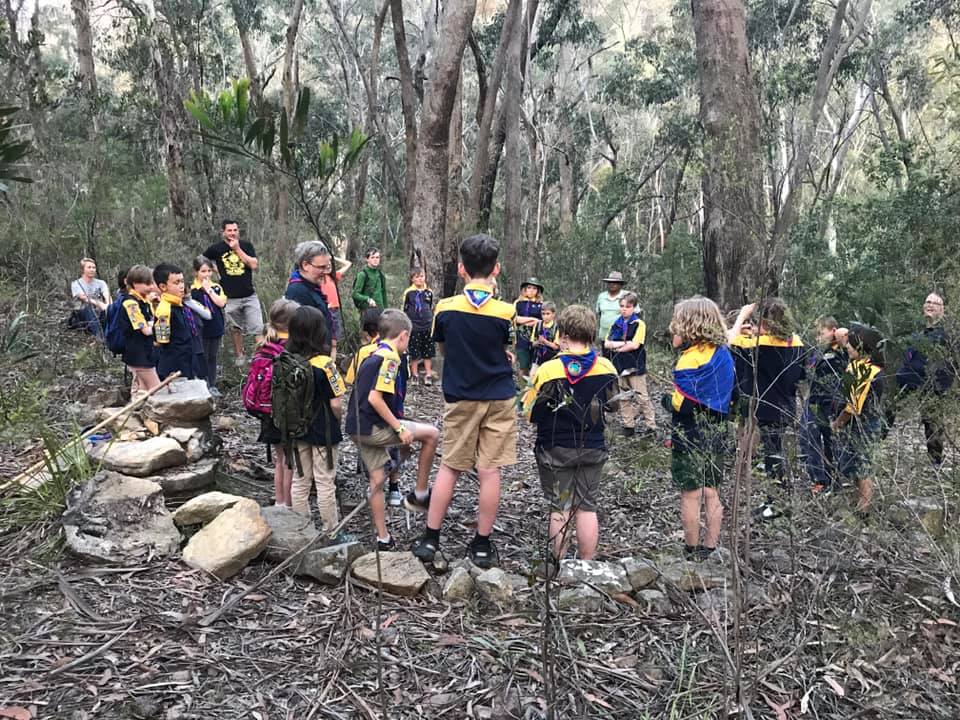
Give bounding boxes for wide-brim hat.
[603,271,625,283]
[520,277,545,293]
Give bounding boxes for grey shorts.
[536,445,607,513]
[329,308,343,340]
[224,294,264,336]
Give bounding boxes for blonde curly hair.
[669,296,727,346]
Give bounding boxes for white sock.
[378,535,391,545]
[414,488,429,501]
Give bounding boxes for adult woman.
[284,241,336,355]
[71,257,111,338]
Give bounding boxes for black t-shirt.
[203,241,257,299]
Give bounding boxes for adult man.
[284,241,335,352]
[352,247,388,316]
[204,219,263,365]
[71,257,111,338]
[595,270,628,344]
[896,292,957,466]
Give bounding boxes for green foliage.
[0,106,32,192]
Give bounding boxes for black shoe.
[621,426,636,437]
[403,489,431,514]
[377,536,396,552]
[411,534,439,562]
[468,538,498,569]
[696,545,717,561]
[683,544,700,561]
[752,502,782,521]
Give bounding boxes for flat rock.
[442,566,476,602]
[213,416,237,432]
[475,568,513,607]
[621,556,659,590]
[261,506,321,562]
[94,408,147,434]
[296,542,365,585]
[352,552,430,596]
[154,458,218,494]
[63,471,180,562]
[660,561,728,592]
[86,436,187,477]
[558,559,631,595]
[144,379,215,424]
[172,491,246,526]
[182,499,272,580]
[636,588,673,616]
[164,426,203,445]
[558,585,604,613]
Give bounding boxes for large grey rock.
[63,471,180,562]
[86,436,187,477]
[475,568,513,607]
[558,585,604,613]
[297,542,365,585]
[352,552,430,596]
[182,499,272,579]
[636,589,672,616]
[621,557,659,590]
[163,426,214,463]
[144,379,215,425]
[892,497,946,540]
[172,491,246,526]
[443,566,476,602]
[558,559,631,595]
[660,561,728,592]
[94,408,147,435]
[261,506,320,561]
[154,458,218,494]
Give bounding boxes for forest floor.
[2,311,960,719]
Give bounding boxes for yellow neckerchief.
[128,289,147,303]
[160,292,183,307]
[404,283,431,295]
[542,319,556,329]
[346,334,380,385]
[375,337,401,359]
[191,278,222,291]
[731,333,803,348]
[845,358,882,415]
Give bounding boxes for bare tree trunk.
[153,30,191,236]
[410,0,477,291]
[275,0,305,250]
[231,0,263,110]
[391,0,418,252]
[501,0,525,288]
[70,0,97,97]
[692,0,766,308]
[443,72,464,296]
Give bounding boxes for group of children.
[111,257,226,396]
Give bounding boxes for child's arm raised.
[727,303,756,342]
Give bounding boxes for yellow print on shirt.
[221,250,245,276]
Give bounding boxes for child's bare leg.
[702,487,723,548]
[411,424,439,493]
[424,358,433,376]
[133,367,160,393]
[574,510,599,560]
[273,446,288,506]
[476,467,502,535]
[409,359,420,379]
[548,510,572,559]
[368,466,389,539]
[680,489,703,547]
[856,477,874,512]
[426,463,460,530]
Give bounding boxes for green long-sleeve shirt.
[352,266,388,310]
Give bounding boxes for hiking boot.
[621,426,636,438]
[377,536,396,552]
[752,502,782,521]
[386,488,403,507]
[411,534,439,563]
[468,538,498,569]
[403,490,431,514]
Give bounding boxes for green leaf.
[317,140,337,177]
[244,117,265,146]
[235,78,250,129]
[293,86,310,137]
[217,89,233,125]
[184,94,214,130]
[279,110,290,167]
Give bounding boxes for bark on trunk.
[692,0,766,308]
[443,73,464,296]
[153,30,191,236]
[276,0,305,251]
[231,0,263,110]
[391,0,419,251]
[501,2,524,288]
[70,0,97,97]
[410,0,477,292]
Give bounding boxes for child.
[191,256,227,395]
[666,297,735,561]
[532,301,560,374]
[412,234,518,568]
[285,305,348,533]
[346,308,384,386]
[800,315,848,493]
[832,324,886,516]
[524,305,618,569]
[352,247,387,314]
[120,265,160,394]
[729,298,805,520]
[402,267,436,385]
[514,278,544,382]
[319,254,351,361]
[252,298,300,507]
[153,263,205,381]
[345,309,439,550]
[604,292,657,437]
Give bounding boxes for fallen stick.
[197,495,370,627]
[2,372,182,493]
[47,621,137,677]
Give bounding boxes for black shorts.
[408,326,435,360]
[536,445,607,513]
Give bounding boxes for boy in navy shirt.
[154,263,205,381]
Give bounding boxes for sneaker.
[411,534,439,562]
[234,354,246,367]
[328,530,358,545]
[377,536,396,551]
[752,502,782,521]
[424,376,433,387]
[386,488,403,507]
[403,490,431,514]
[468,538,498,569]
[683,544,700,561]
[811,483,832,496]
[208,387,222,398]
[621,426,636,438]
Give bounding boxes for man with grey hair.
[285,240,337,356]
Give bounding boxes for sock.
[378,535,391,544]
[424,526,440,543]
[472,532,490,547]
[414,487,429,501]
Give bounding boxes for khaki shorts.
[441,398,518,471]
[536,446,607,513]
[224,294,264,336]
[352,424,400,473]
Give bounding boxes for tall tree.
[70,0,97,98]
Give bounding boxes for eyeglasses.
[307,261,332,272]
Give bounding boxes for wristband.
[394,422,406,434]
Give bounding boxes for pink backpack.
[242,341,285,418]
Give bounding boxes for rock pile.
[84,379,220,495]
